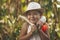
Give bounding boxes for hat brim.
[23,8,44,16]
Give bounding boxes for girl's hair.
[23,9,44,16]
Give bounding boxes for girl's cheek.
[35,15,40,20]
[27,16,30,20]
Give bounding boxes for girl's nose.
[30,15,34,18]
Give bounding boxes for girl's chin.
[30,21,36,24]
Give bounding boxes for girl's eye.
[34,13,38,15]
[28,13,31,15]
[34,13,39,15]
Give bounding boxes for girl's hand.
[37,21,43,26]
[31,25,37,33]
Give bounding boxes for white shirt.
[27,25,41,40]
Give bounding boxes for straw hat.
[24,2,44,15]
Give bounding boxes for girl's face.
[27,11,40,24]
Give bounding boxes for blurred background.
[0,0,60,40]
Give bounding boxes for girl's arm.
[19,22,37,40]
[38,25,50,40]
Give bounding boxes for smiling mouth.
[30,19,35,21]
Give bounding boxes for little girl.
[19,2,50,40]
